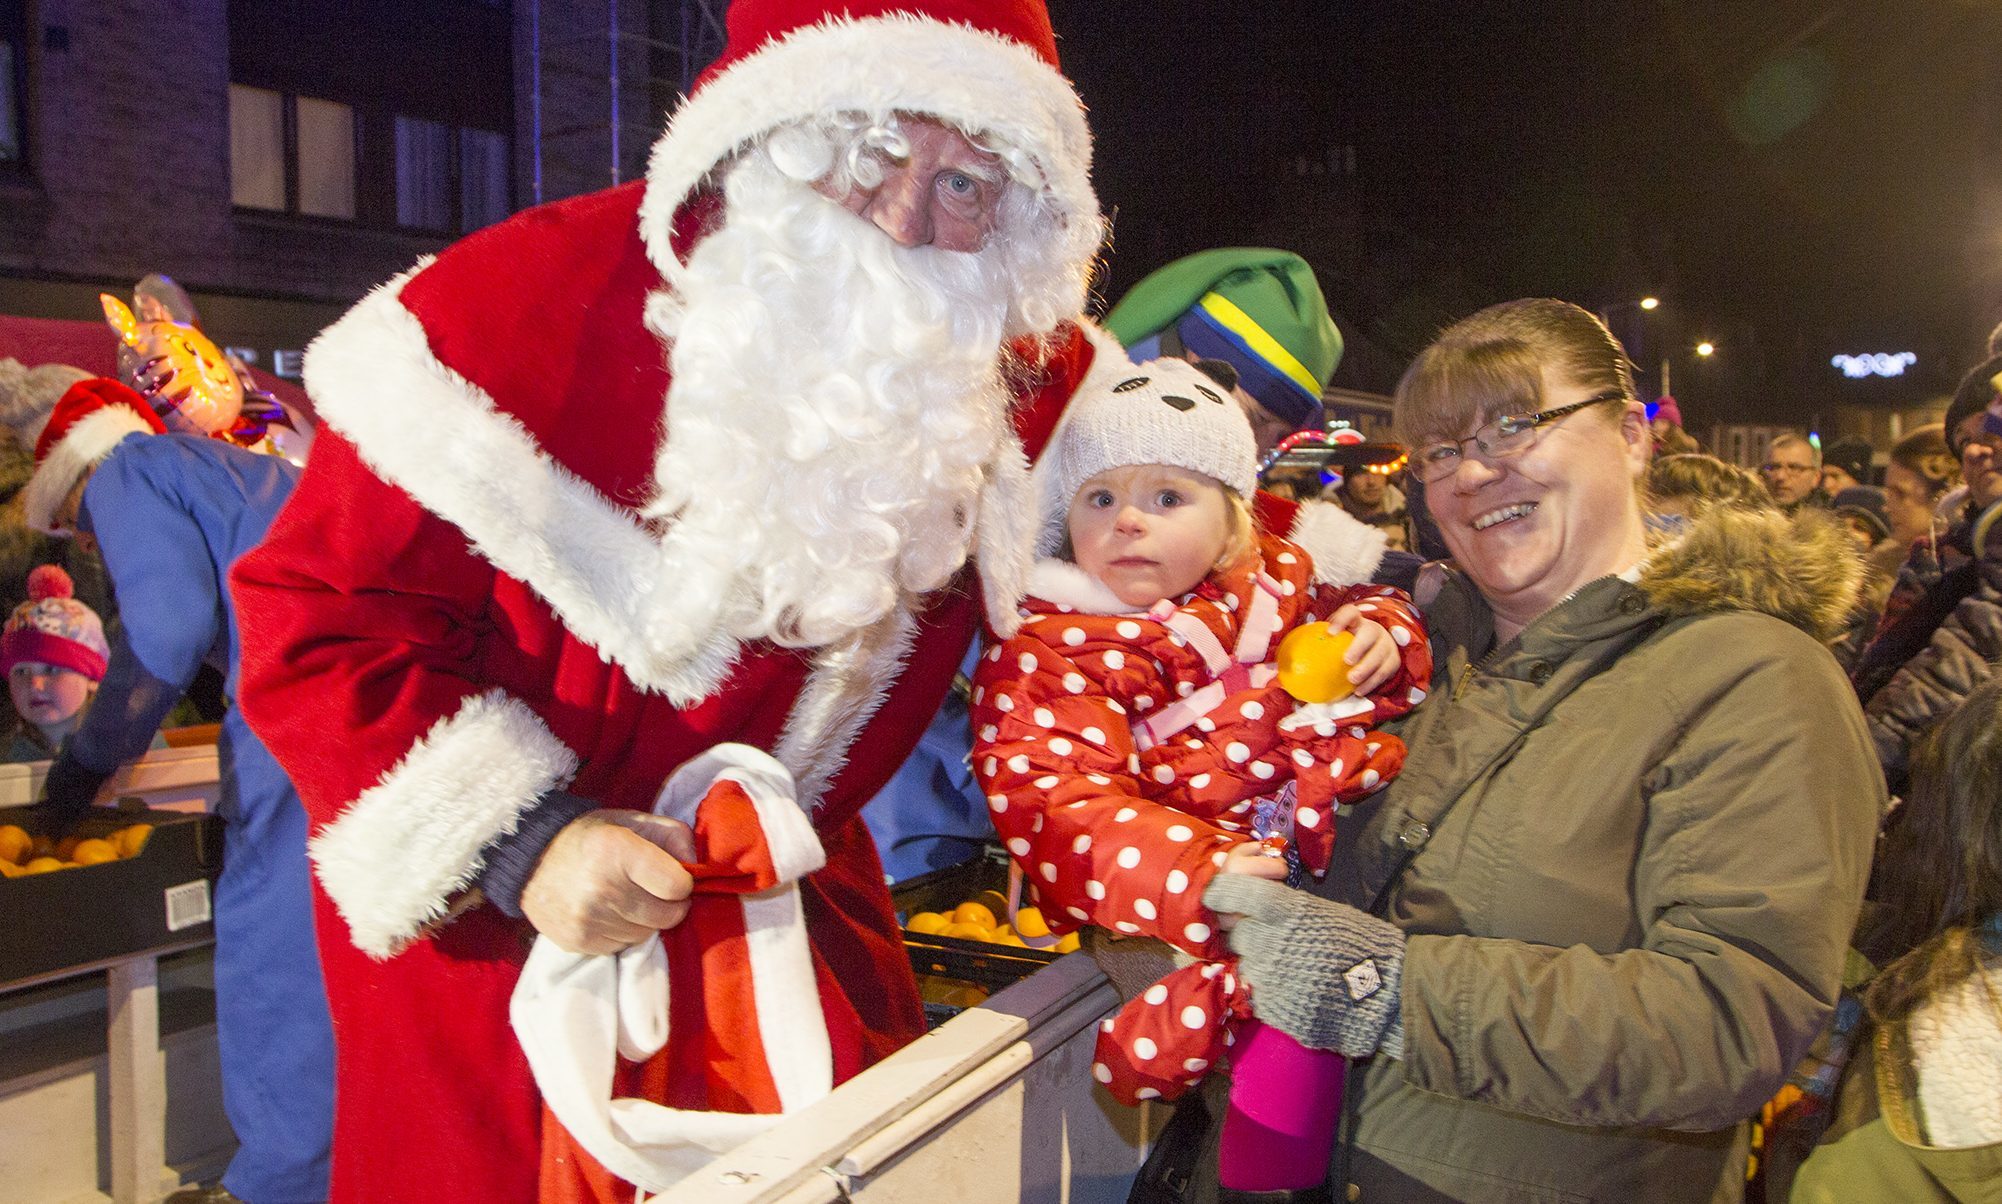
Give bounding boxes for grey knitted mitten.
[1203,874,1406,1058]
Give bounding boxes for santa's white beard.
[640,149,1026,661]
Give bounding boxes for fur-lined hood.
[1641,504,1863,643]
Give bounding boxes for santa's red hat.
[22,378,166,533]
[637,0,1099,290]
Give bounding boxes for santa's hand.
[1326,606,1400,696]
[520,809,696,955]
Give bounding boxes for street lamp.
[1639,296,1661,311]
[1662,341,1715,396]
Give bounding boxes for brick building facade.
[0,0,701,368]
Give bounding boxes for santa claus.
[230,1,1386,1200]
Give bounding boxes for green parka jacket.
[1321,507,1884,1203]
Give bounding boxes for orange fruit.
[905,911,951,935]
[1276,622,1358,703]
[943,921,994,942]
[112,824,154,857]
[72,839,120,866]
[0,824,30,863]
[21,856,67,875]
[0,859,21,877]
[951,901,998,929]
[54,835,80,861]
[1054,932,1082,954]
[1014,906,1052,939]
[974,889,1010,917]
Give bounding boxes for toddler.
[2,565,108,760]
[971,358,1431,1198]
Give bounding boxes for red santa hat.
[22,378,166,534]
[636,0,1099,288]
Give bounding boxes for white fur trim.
[22,405,158,533]
[1024,558,1142,616]
[513,745,833,1195]
[976,430,1035,639]
[309,689,578,959]
[1909,963,2002,1147]
[305,270,739,706]
[1286,500,1388,587]
[638,15,1095,289]
[773,608,919,814]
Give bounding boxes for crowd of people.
[0,2,1997,1202]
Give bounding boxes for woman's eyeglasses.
[1411,392,1628,484]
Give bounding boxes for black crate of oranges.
[0,805,221,987]
[891,849,1073,1014]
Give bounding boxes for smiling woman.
[1208,298,1883,1202]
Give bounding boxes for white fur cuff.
[310,689,579,959]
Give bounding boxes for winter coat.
[1792,958,2002,1202]
[970,534,1430,1103]
[1322,506,1881,1203]
[1860,499,2002,792]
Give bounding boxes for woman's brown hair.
[1865,677,2002,1024]
[1393,299,1637,449]
[1646,454,1770,515]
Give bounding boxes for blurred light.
[1639,297,1660,311]
[1695,342,1716,357]
[1832,352,1916,379]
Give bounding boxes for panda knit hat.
[1035,357,1257,557]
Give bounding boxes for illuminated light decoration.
[1831,352,1917,379]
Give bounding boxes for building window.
[396,116,511,233]
[460,128,510,231]
[0,0,26,170]
[296,96,356,219]
[394,115,453,229]
[230,84,355,219]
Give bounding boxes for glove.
[35,753,114,835]
[1203,873,1406,1058]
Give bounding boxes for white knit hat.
[1035,357,1257,556]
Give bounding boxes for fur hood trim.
[1641,505,1863,643]
[1022,557,1139,616]
[1287,500,1389,588]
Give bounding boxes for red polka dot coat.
[970,533,1431,1103]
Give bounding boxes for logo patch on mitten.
[1344,958,1382,1001]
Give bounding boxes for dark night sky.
[1047,1,2002,430]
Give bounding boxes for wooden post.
[107,954,168,1204]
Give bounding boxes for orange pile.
[0,822,153,878]
[904,889,1082,954]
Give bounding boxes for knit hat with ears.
[635,0,1100,302]
[1,565,108,681]
[22,378,166,533]
[1034,357,1258,557]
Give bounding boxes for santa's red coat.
[228,179,1113,1203]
